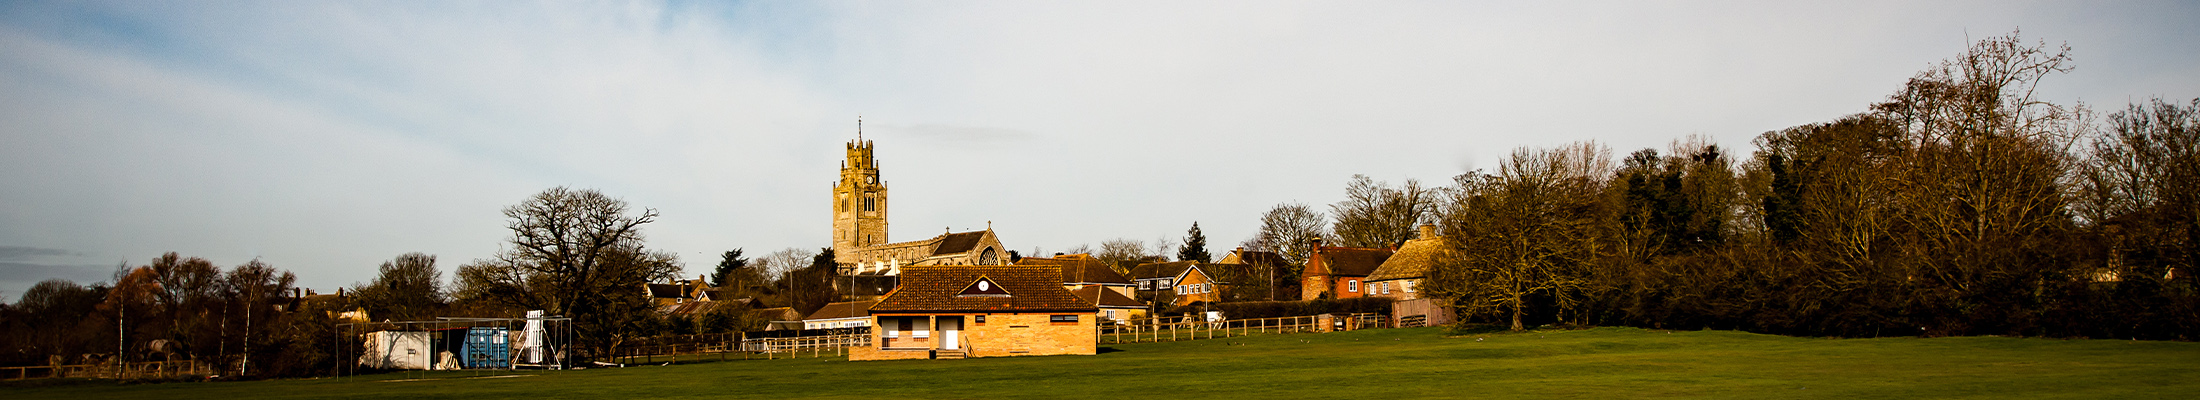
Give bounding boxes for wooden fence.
[605,332,870,364]
[1,360,211,381]
[1098,313,1389,344]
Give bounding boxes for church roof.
[932,231,989,256]
[870,266,1096,313]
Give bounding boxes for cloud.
[0,246,73,261]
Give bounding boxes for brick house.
[1169,263,1228,307]
[1301,238,1395,299]
[1365,225,1456,327]
[1130,261,1195,307]
[851,266,1097,360]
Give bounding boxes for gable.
[957,276,1012,297]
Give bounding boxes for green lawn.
[7,326,2197,399]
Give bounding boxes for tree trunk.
[1511,306,1524,331]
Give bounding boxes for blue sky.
[2,1,2197,301]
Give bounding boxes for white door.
[941,317,962,350]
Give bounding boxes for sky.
[2,1,2196,302]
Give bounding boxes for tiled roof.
[1071,286,1147,308]
[1019,255,1133,284]
[1313,247,1393,277]
[932,231,989,255]
[1130,261,1196,280]
[804,300,879,320]
[645,283,687,298]
[1367,237,1447,281]
[870,266,1097,313]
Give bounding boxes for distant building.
[1301,238,1394,300]
[1168,263,1229,307]
[1211,248,1290,301]
[851,266,1097,360]
[1017,253,1135,299]
[803,300,878,330]
[1365,225,1455,327]
[829,135,1013,297]
[1071,285,1148,324]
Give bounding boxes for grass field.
[6,326,2197,399]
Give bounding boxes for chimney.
[1419,224,1437,240]
[1309,237,1324,253]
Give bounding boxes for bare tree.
[352,253,443,321]
[1246,202,1329,267]
[451,187,679,359]
[1427,142,1612,331]
[1330,175,1442,249]
[1096,238,1152,274]
[757,247,818,285]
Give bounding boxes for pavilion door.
[940,317,962,350]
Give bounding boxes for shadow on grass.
[1096,347,1124,354]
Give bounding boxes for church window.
[979,248,999,265]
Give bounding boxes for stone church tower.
[833,137,888,262]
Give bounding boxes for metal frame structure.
[334,314,572,380]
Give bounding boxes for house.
[1365,225,1456,327]
[643,275,714,307]
[1169,263,1229,307]
[802,300,878,330]
[1017,253,1135,299]
[851,266,1097,361]
[1211,248,1290,301]
[1302,238,1394,299]
[1070,285,1148,324]
[1129,261,1196,307]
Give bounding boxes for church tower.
[833,123,888,265]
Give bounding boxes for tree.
[782,248,840,315]
[1179,222,1212,263]
[452,187,680,359]
[1096,238,1153,274]
[1427,142,1612,331]
[1330,175,1442,248]
[709,249,752,290]
[1246,202,1329,268]
[352,253,443,321]
[223,259,294,377]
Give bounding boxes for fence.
[604,330,870,364]
[1,360,211,381]
[1098,313,1388,344]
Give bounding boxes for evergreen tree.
[1179,222,1212,263]
[710,249,748,288]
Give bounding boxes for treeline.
[0,187,839,375]
[1415,33,2200,339]
[0,254,335,378]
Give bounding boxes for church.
[832,131,1012,296]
